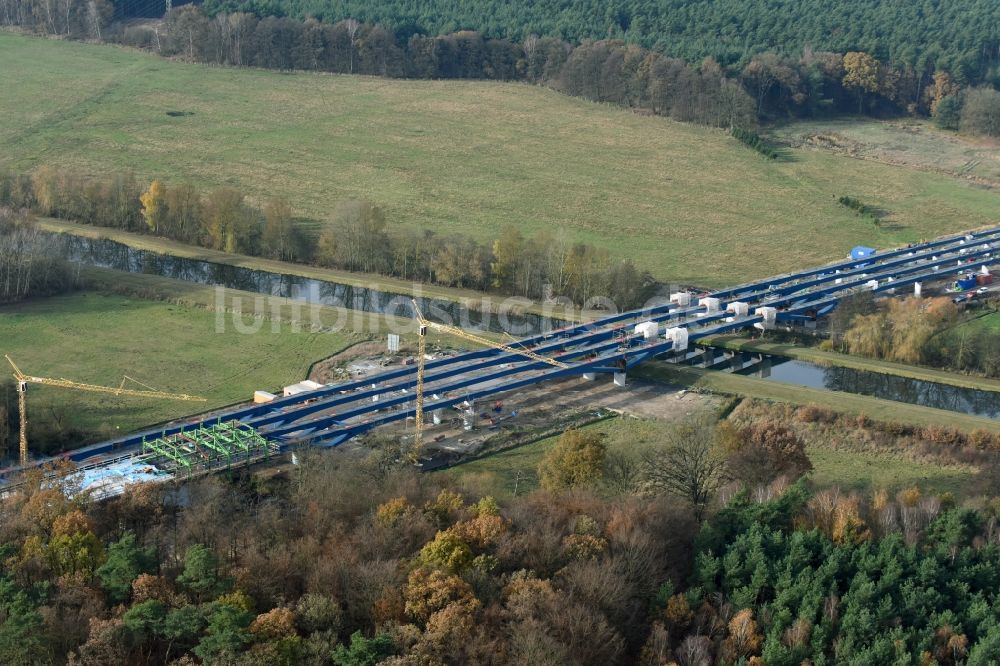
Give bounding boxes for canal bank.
[635,363,1000,432]
[41,220,574,335]
[701,336,1000,394]
[38,218,583,325]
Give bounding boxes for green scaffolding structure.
[142,421,275,476]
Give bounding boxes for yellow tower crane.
[5,355,206,467]
[409,301,568,451]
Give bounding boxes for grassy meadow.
[807,447,974,496]
[2,34,998,286]
[0,292,356,455]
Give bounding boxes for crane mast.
[6,355,206,466]
[408,301,567,456]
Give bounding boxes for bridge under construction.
[5,226,1000,497]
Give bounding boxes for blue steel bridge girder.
[713,227,999,300]
[247,313,708,430]
[275,353,622,447]
[782,255,994,318]
[274,248,1000,450]
[257,321,701,433]
[761,240,994,299]
[245,325,634,428]
[264,312,777,446]
[33,225,999,473]
[153,233,1000,435]
[270,310,780,448]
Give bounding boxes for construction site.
[3,228,1000,499]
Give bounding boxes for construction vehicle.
[6,355,206,467]
[409,301,567,452]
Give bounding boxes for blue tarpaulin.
[851,246,876,260]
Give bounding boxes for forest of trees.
[121,7,1000,125]
[0,207,78,305]
[6,0,998,88]
[157,0,1000,87]
[0,167,657,309]
[3,402,1000,664]
[4,0,1000,131]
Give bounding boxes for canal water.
[50,233,570,335]
[742,357,1000,419]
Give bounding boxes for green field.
[2,35,998,287]
[0,292,355,456]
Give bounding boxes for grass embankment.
[0,290,356,449]
[37,219,579,322]
[634,363,1000,432]
[952,310,1000,334]
[701,336,1000,393]
[3,34,999,286]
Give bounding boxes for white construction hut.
[755,306,777,328]
[699,297,721,313]
[634,321,659,339]
[253,390,277,404]
[665,326,689,352]
[670,291,692,306]
[726,301,750,317]
[282,379,324,397]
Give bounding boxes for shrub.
[796,404,837,424]
[537,429,607,492]
[933,94,963,130]
[968,429,1000,451]
[837,195,881,226]
[731,127,778,159]
[731,420,813,485]
[921,425,964,448]
[874,420,916,438]
[960,87,1000,137]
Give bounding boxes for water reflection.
[51,234,568,334]
[745,358,999,419]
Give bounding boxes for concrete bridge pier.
[613,372,627,388]
[462,401,476,431]
[756,355,772,379]
[582,372,596,381]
